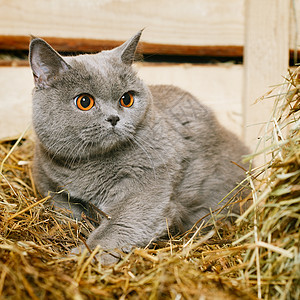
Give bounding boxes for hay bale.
[234,67,300,300]
[0,67,299,299]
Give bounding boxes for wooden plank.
[0,64,244,141]
[0,67,32,140]
[0,0,245,48]
[0,35,244,57]
[3,36,300,60]
[243,0,290,151]
[1,1,298,56]
[290,0,300,60]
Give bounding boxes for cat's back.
[149,84,210,116]
[149,84,215,138]
[148,84,249,163]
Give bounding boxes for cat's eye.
[119,92,134,108]
[74,94,94,111]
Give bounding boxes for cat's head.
[29,31,152,159]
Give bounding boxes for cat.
[29,30,249,264]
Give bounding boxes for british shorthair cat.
[29,30,249,264]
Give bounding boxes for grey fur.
[29,31,249,264]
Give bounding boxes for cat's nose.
[106,115,120,126]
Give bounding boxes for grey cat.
[29,31,249,264]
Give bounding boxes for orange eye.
[120,92,134,108]
[74,94,94,111]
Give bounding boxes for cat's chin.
[81,130,131,156]
[77,125,132,154]
[39,129,131,162]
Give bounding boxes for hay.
[0,68,299,299]
[233,67,300,300]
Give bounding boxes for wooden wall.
[0,64,243,139]
[0,0,246,54]
[0,0,296,153]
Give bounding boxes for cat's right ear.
[112,30,143,65]
[29,38,70,89]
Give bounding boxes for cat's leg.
[72,193,179,264]
[49,192,88,220]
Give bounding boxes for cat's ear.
[29,38,70,88]
[115,30,143,65]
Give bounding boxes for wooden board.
[243,0,290,150]
[290,0,300,61]
[0,0,245,53]
[0,35,243,57]
[0,67,32,140]
[0,63,244,142]
[0,0,299,55]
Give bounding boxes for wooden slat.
[0,67,32,140]
[0,64,244,141]
[0,35,244,57]
[1,1,298,57]
[243,0,290,149]
[0,0,245,50]
[290,0,300,61]
[2,36,300,59]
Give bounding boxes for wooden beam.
[242,0,290,151]
[2,36,300,61]
[0,35,244,57]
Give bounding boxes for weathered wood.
[0,64,244,141]
[290,0,300,62]
[2,36,300,59]
[0,0,298,56]
[0,35,244,57]
[243,0,290,151]
[0,67,32,140]
[0,0,245,49]
[0,60,29,67]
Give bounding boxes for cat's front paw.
[70,245,121,266]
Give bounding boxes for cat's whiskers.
[44,133,73,158]
[45,133,87,168]
[47,139,67,162]
[65,139,89,167]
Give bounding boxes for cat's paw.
[70,245,121,266]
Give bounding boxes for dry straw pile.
[0,68,299,299]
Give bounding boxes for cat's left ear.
[29,38,71,89]
[115,30,143,65]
